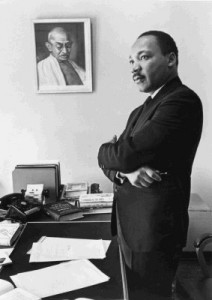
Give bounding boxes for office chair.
[194,233,212,277]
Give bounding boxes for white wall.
[0,0,211,207]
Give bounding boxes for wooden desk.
[0,221,128,300]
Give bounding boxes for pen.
[159,172,168,175]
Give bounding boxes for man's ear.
[167,52,177,67]
[45,42,52,52]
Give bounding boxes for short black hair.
[138,30,179,66]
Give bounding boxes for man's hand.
[120,166,162,188]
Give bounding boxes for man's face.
[129,35,172,94]
[46,31,72,62]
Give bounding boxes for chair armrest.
[194,233,212,248]
[194,233,212,278]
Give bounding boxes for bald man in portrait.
[37,27,86,87]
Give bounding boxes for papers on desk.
[28,237,111,262]
[0,248,13,268]
[10,259,109,299]
[0,222,22,246]
[0,279,40,300]
[0,287,40,300]
[8,236,111,298]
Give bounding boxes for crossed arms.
[98,92,201,188]
[107,136,161,188]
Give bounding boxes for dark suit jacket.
[98,77,203,254]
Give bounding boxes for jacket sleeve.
[98,94,202,173]
[100,168,124,185]
[98,108,138,183]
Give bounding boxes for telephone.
[0,192,41,222]
[0,193,24,210]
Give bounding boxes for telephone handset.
[0,193,24,210]
[0,193,41,222]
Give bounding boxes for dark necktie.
[141,95,153,115]
[59,61,83,85]
[144,95,152,106]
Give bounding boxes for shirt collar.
[150,84,165,99]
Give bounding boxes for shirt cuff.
[115,172,126,184]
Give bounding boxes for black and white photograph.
[0,1,212,300]
[33,18,92,93]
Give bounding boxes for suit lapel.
[130,97,159,135]
[130,77,182,136]
[123,105,145,137]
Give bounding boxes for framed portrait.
[33,18,92,93]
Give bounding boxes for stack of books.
[79,193,113,214]
[61,182,88,205]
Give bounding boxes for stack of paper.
[62,182,88,203]
[0,223,22,246]
[28,237,111,262]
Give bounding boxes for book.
[65,182,88,192]
[0,279,40,299]
[80,201,113,208]
[0,223,23,246]
[82,207,112,214]
[43,200,84,221]
[79,193,114,203]
[55,211,84,221]
[79,193,113,209]
[64,190,88,199]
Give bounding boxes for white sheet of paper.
[29,237,110,262]
[0,248,13,266]
[11,259,109,298]
[27,236,46,254]
[0,287,40,300]
[102,240,111,253]
[0,279,14,296]
[29,242,72,262]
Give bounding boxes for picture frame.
[33,18,92,93]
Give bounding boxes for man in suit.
[37,27,85,87]
[98,31,203,299]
